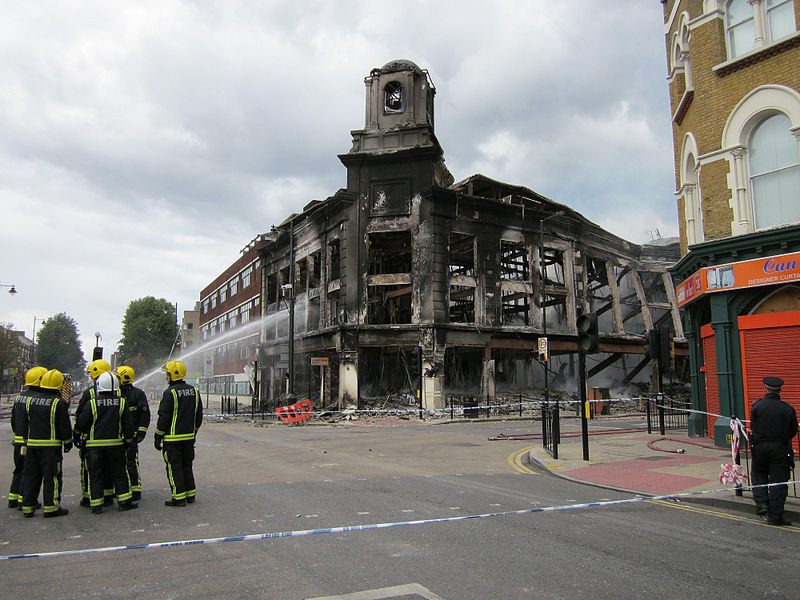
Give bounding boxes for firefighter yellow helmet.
[86,359,111,380]
[116,365,135,385]
[40,369,65,390]
[161,360,186,382]
[24,366,48,387]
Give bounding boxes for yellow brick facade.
[662,0,800,255]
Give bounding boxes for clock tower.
[341,59,453,193]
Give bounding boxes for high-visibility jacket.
[75,390,135,447]
[155,380,203,445]
[121,384,150,438]
[23,390,72,448]
[10,387,39,446]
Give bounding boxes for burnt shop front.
[670,225,800,446]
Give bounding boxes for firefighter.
[116,365,150,501]
[75,371,137,514]
[8,366,47,509]
[74,359,114,507]
[20,369,72,518]
[155,360,203,506]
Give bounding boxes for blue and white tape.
[3,481,796,561]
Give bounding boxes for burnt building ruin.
[256,59,684,409]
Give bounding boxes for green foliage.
[35,313,86,379]
[118,297,177,369]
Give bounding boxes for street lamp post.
[539,211,564,435]
[93,331,103,361]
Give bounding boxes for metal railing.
[646,394,690,434]
[541,402,559,459]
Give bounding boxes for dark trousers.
[87,446,132,507]
[162,442,196,501]
[752,442,791,520]
[126,443,141,492]
[21,447,63,515]
[9,445,25,503]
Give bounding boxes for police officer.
[155,360,203,506]
[751,376,798,526]
[116,365,150,501]
[20,369,72,518]
[75,371,137,514]
[8,366,47,509]
[75,359,113,507]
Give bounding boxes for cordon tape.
[2,481,797,561]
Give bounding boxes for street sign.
[311,357,329,366]
[538,337,548,354]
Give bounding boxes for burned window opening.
[502,289,530,326]
[586,257,611,299]
[449,233,475,277]
[500,240,529,281]
[384,81,403,113]
[639,271,669,304]
[328,239,340,281]
[267,273,278,305]
[367,284,412,324]
[307,296,320,331]
[615,266,639,304]
[360,347,417,399]
[449,285,476,323]
[541,248,565,287]
[310,251,321,288]
[295,258,307,294]
[542,294,569,331]
[444,347,483,392]
[368,231,412,275]
[328,288,342,325]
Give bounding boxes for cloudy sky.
[1,0,677,363]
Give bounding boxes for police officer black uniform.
[154,360,202,506]
[8,366,46,509]
[20,369,72,518]
[750,376,798,526]
[117,366,150,501]
[75,371,137,514]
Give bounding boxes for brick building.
[255,60,684,410]
[196,235,268,396]
[662,0,800,441]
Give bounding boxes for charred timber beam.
[623,356,651,383]
[588,353,623,378]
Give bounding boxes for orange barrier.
[276,399,313,424]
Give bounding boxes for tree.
[0,323,22,391]
[118,297,177,369]
[35,313,86,380]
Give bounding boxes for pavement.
[527,426,800,522]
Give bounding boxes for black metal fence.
[541,403,560,459]
[646,394,690,434]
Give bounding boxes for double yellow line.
[652,498,800,530]
[508,446,541,475]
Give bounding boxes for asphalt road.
[2,417,799,599]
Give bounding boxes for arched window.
[727,0,755,58]
[749,113,800,229]
[726,0,796,58]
